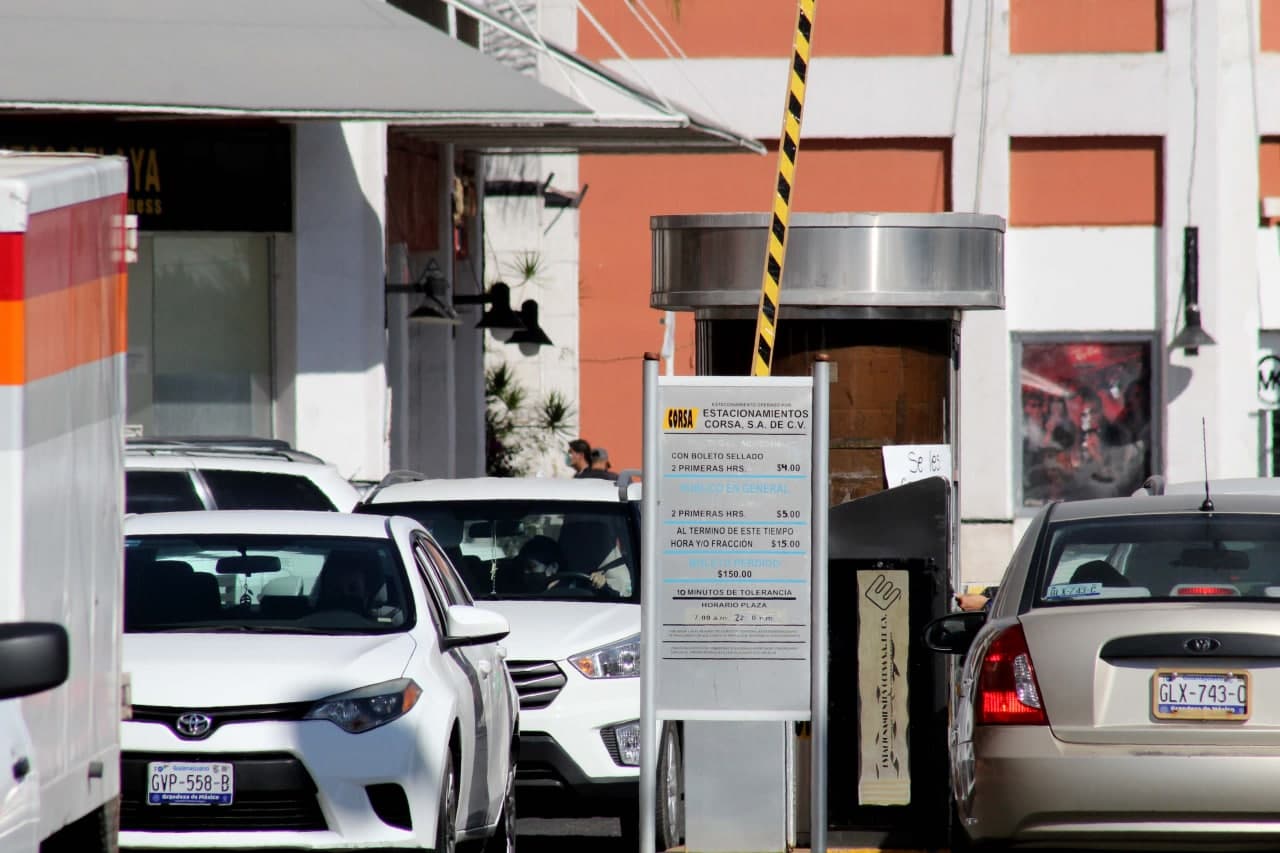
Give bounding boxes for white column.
[954,0,1018,580]
[1165,0,1261,481]
[290,121,390,481]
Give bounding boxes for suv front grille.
[507,660,567,710]
[120,752,326,832]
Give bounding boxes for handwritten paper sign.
[881,444,951,488]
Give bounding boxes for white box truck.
[0,152,129,852]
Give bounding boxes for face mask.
[564,453,574,467]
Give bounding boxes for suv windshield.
[124,534,413,634]
[366,500,640,603]
[1038,513,1280,604]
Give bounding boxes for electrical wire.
[972,0,995,212]
[628,0,733,128]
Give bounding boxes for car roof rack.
[1135,475,1166,496]
[615,468,642,502]
[125,436,326,465]
[358,469,429,507]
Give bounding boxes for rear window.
[1037,513,1280,604]
[362,499,640,603]
[124,534,413,635]
[201,469,336,511]
[126,470,205,514]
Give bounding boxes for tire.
[40,797,119,853]
[482,766,516,853]
[655,724,684,852]
[435,751,458,853]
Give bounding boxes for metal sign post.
[640,354,829,852]
[810,356,830,853]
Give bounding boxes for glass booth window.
[1018,337,1155,508]
[127,235,273,438]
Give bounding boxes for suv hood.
[477,601,638,660]
[124,633,417,707]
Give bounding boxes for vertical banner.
[856,570,911,805]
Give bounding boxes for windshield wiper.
[137,624,336,634]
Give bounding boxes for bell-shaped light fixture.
[508,300,553,355]
[458,281,525,342]
[1169,226,1216,356]
[407,266,460,325]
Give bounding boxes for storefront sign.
[654,376,813,718]
[1258,353,1280,408]
[857,569,911,805]
[0,119,291,232]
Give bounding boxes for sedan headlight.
[304,678,422,733]
[569,634,639,679]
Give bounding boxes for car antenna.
[1199,417,1214,512]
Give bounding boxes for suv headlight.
[569,634,639,679]
[304,678,422,733]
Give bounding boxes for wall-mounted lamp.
[507,299,554,355]
[456,281,524,342]
[386,270,553,350]
[385,259,460,325]
[1169,226,1216,356]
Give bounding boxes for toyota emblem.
[174,712,213,739]
[1185,637,1220,654]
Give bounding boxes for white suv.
[126,438,362,514]
[357,476,685,849]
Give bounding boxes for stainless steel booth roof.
[0,0,763,153]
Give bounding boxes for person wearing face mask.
[517,536,564,592]
[565,439,613,479]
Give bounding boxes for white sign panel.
[881,444,951,488]
[656,376,813,718]
[857,570,911,805]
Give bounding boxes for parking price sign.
[653,376,813,718]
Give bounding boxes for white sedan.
[119,510,519,852]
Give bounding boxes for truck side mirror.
[921,611,987,656]
[0,623,69,700]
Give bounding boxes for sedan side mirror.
[922,611,988,656]
[442,605,510,648]
[0,622,69,700]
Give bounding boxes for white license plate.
[147,761,234,805]
[1152,670,1250,721]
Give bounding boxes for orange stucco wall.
[577,0,950,59]
[1009,138,1163,226]
[1265,0,1280,51]
[1010,0,1162,53]
[577,140,951,470]
[1261,139,1280,223]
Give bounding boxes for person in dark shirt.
[589,447,618,482]
[566,439,593,477]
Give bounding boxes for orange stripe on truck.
[0,273,127,385]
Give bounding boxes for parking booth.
[649,213,1004,851]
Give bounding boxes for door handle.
[12,756,30,782]
[478,660,492,678]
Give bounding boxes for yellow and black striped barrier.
[751,0,816,378]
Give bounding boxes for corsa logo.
[664,407,697,430]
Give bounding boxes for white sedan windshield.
[124,534,412,634]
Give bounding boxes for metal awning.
[401,0,764,154]
[0,0,587,121]
[0,0,761,153]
